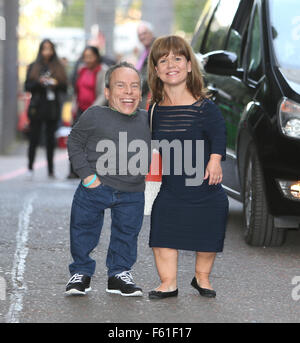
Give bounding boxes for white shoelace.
[115,271,134,285]
[68,273,84,284]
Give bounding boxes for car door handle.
[207,84,232,101]
[207,84,218,100]
[207,84,218,93]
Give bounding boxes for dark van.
[191,0,300,246]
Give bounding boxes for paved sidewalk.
[0,139,69,182]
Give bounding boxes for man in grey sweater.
[65,62,151,296]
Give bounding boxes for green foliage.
[174,0,206,33]
[54,0,85,28]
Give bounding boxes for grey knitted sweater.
[67,106,151,192]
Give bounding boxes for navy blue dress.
[149,98,229,252]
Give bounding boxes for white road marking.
[0,274,6,301]
[6,193,36,323]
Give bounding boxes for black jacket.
[25,62,67,121]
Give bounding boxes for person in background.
[136,21,156,109]
[25,39,67,179]
[147,35,229,299]
[70,48,116,94]
[67,46,109,179]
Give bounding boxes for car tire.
[243,144,287,247]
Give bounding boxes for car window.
[247,7,263,81]
[225,0,254,67]
[202,0,240,53]
[226,29,242,62]
[269,0,300,69]
[191,1,217,53]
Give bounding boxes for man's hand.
[83,174,101,188]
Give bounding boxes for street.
[1,143,300,323]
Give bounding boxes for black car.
[191,0,300,246]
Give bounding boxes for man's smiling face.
[105,67,142,115]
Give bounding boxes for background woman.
[67,46,108,179]
[25,39,67,178]
[147,35,229,299]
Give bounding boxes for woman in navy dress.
[147,35,229,299]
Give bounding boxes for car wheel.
[243,144,287,246]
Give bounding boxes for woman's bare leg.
[195,252,216,290]
[152,247,178,292]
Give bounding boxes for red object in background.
[17,92,31,133]
[57,136,68,149]
[56,124,71,149]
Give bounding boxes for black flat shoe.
[191,277,216,298]
[148,289,178,299]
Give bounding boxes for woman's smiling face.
[155,50,192,88]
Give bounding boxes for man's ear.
[104,87,110,100]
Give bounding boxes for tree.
[174,0,206,34]
[141,0,174,36]
[55,0,84,27]
[97,0,116,58]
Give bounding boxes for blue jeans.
[69,183,145,277]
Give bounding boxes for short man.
[136,21,155,108]
[65,62,151,296]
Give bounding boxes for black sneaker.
[65,273,91,295]
[106,271,143,297]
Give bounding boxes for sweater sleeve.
[67,107,96,179]
[203,100,227,161]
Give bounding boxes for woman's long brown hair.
[28,39,67,84]
[147,35,208,105]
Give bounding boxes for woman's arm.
[204,100,227,185]
[24,64,43,93]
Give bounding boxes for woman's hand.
[38,76,58,86]
[83,174,101,188]
[204,154,223,185]
[48,77,58,86]
[39,76,48,85]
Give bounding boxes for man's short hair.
[105,61,142,89]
